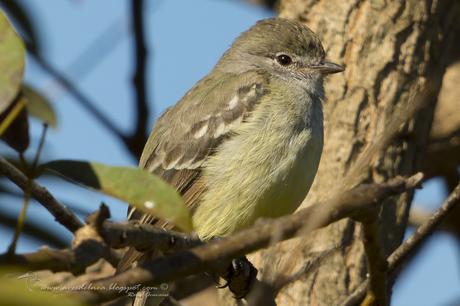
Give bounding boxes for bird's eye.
[275,54,292,66]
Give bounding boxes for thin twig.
[1,206,118,274]
[127,0,150,158]
[0,205,201,280]
[29,52,125,140]
[6,182,31,255]
[0,211,68,248]
[66,17,127,82]
[0,155,84,233]
[340,181,460,306]
[409,207,460,236]
[7,124,49,254]
[0,244,110,275]
[31,123,48,170]
[388,181,460,270]
[0,183,93,217]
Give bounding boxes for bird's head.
[217,18,344,84]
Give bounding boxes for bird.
[118,17,343,281]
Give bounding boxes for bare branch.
[0,207,117,274]
[340,181,460,306]
[126,0,150,158]
[8,124,49,254]
[409,206,460,238]
[388,182,460,270]
[99,220,201,251]
[0,210,68,248]
[0,155,84,233]
[29,52,125,141]
[0,241,115,275]
[0,215,200,274]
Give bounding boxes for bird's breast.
[193,87,324,239]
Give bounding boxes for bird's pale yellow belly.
[193,84,324,240]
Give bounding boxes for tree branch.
[0,242,113,275]
[0,155,84,233]
[340,181,460,306]
[0,211,68,248]
[74,173,422,304]
[0,205,118,275]
[126,0,149,158]
[99,220,201,251]
[409,206,460,238]
[0,206,202,275]
[388,182,460,271]
[29,52,125,141]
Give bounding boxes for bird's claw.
[219,256,258,299]
[215,279,229,289]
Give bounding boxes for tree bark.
[221,1,460,305]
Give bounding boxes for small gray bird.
[119,17,343,275]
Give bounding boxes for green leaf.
[0,10,25,115]
[0,269,85,306]
[0,9,28,151]
[23,84,57,128]
[44,160,193,232]
[0,0,42,55]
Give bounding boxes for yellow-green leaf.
[0,0,42,55]
[44,160,193,232]
[0,269,85,306]
[0,10,25,115]
[23,84,57,128]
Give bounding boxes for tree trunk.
[221,1,460,305]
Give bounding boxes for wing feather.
[118,71,269,272]
[130,71,269,220]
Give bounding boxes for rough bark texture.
[220,1,460,305]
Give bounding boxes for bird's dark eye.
[275,54,292,66]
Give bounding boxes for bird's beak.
[310,61,344,75]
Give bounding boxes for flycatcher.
[119,17,343,272]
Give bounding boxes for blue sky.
[0,1,458,305]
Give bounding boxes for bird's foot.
[218,256,258,299]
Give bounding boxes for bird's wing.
[127,70,270,224]
[117,71,270,273]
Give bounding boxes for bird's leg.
[220,256,258,299]
[206,237,258,298]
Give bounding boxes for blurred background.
[0,1,458,305]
